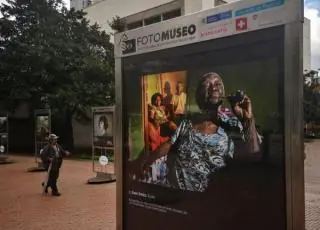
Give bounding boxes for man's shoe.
[41,182,48,195]
[52,191,61,196]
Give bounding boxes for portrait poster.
[0,116,8,133]
[93,112,114,148]
[35,115,49,142]
[122,26,286,230]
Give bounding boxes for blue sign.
[206,11,232,24]
[235,0,285,17]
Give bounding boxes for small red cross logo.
[236,17,248,31]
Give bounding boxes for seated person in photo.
[149,93,177,137]
[147,110,170,184]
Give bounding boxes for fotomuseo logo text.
[136,24,197,47]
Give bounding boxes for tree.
[304,70,320,124]
[108,15,125,33]
[0,0,115,150]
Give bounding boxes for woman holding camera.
[129,72,261,192]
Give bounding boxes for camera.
[227,90,245,104]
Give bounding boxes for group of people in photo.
[142,80,188,184]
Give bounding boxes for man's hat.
[48,134,59,140]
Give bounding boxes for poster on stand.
[115,0,304,229]
[92,107,115,172]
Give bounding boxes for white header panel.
[114,0,300,58]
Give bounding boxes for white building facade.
[82,0,236,34]
[304,17,311,72]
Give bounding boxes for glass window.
[162,9,181,21]
[127,21,143,30]
[144,15,161,26]
[215,0,227,6]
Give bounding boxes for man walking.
[41,134,70,196]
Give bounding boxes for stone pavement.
[0,143,319,230]
[305,140,320,230]
[0,156,116,230]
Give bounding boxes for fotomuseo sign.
[115,0,296,58]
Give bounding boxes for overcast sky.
[0,0,319,68]
[63,0,70,9]
[305,0,320,69]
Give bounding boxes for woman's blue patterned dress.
[169,109,244,192]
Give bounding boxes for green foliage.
[108,15,125,33]
[0,0,115,123]
[304,70,320,124]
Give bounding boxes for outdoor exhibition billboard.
[115,0,304,229]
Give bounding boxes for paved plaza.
[0,141,319,230]
[305,140,320,230]
[0,156,116,230]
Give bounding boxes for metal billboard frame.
[27,108,51,172]
[114,0,305,229]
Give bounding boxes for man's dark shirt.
[41,144,66,170]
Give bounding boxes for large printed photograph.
[123,27,285,230]
[35,115,50,142]
[128,65,276,191]
[0,116,8,133]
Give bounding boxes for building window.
[215,0,227,6]
[162,9,181,21]
[144,15,161,26]
[127,21,143,30]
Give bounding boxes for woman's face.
[99,121,105,130]
[204,76,224,105]
[155,96,162,106]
